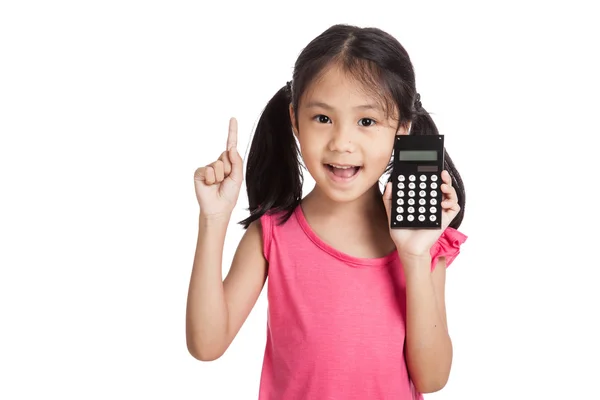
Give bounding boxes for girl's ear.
[289,103,298,138]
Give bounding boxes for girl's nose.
[327,125,356,153]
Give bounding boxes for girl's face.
[290,64,409,204]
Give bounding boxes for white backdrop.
[1,1,599,399]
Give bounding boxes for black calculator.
[390,135,444,229]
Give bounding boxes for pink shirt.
[257,205,467,399]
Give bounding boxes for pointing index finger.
[227,117,238,150]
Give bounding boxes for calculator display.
[398,150,437,161]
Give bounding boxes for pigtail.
[409,104,466,229]
[239,85,303,229]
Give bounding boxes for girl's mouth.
[324,164,362,182]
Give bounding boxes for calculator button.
[418,206,425,213]
[430,198,437,205]
[408,198,415,205]
[418,215,425,221]
[397,190,404,197]
[408,206,415,213]
[420,175,427,181]
[397,198,404,205]
[407,215,415,222]
[396,215,403,222]
[430,182,438,189]
[430,206,436,213]
[429,215,436,221]
[409,175,416,181]
[431,175,438,181]
[430,190,437,197]
[419,182,426,189]
[419,198,426,205]
[397,182,405,189]
[398,175,405,181]
[396,206,404,214]
[408,190,415,197]
[419,190,426,197]
[408,182,416,189]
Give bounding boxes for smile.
[324,164,362,183]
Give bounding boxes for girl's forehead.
[308,66,370,94]
[301,73,380,106]
[300,85,392,119]
[297,62,398,119]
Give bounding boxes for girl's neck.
[301,184,387,225]
[299,183,396,259]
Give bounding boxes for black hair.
[240,24,465,230]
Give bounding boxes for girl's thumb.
[382,182,392,218]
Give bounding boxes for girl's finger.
[441,183,454,195]
[442,170,452,186]
[205,166,216,185]
[194,167,205,182]
[212,160,225,182]
[382,182,392,217]
[226,117,238,151]
[442,185,460,208]
[442,198,457,208]
[441,183,457,200]
[219,151,232,176]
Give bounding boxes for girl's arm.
[402,254,452,393]
[185,215,267,361]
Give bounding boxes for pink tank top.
[257,205,467,399]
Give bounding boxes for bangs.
[335,55,400,124]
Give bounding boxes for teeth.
[329,164,355,169]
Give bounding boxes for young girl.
[187,24,467,400]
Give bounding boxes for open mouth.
[324,164,362,181]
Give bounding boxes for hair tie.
[285,80,293,96]
[414,92,422,111]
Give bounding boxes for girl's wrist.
[397,252,431,276]
[397,251,430,264]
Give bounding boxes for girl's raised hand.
[383,169,461,259]
[194,117,244,219]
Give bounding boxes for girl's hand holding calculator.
[383,135,461,260]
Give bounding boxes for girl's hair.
[240,24,465,230]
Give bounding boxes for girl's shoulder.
[258,206,301,260]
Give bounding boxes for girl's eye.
[314,115,331,124]
[312,115,376,126]
[358,118,376,127]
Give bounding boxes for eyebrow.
[304,101,382,111]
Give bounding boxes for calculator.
[390,135,444,229]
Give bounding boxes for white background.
[1,0,599,399]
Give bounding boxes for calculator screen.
[398,150,437,161]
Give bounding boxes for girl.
[187,24,467,400]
